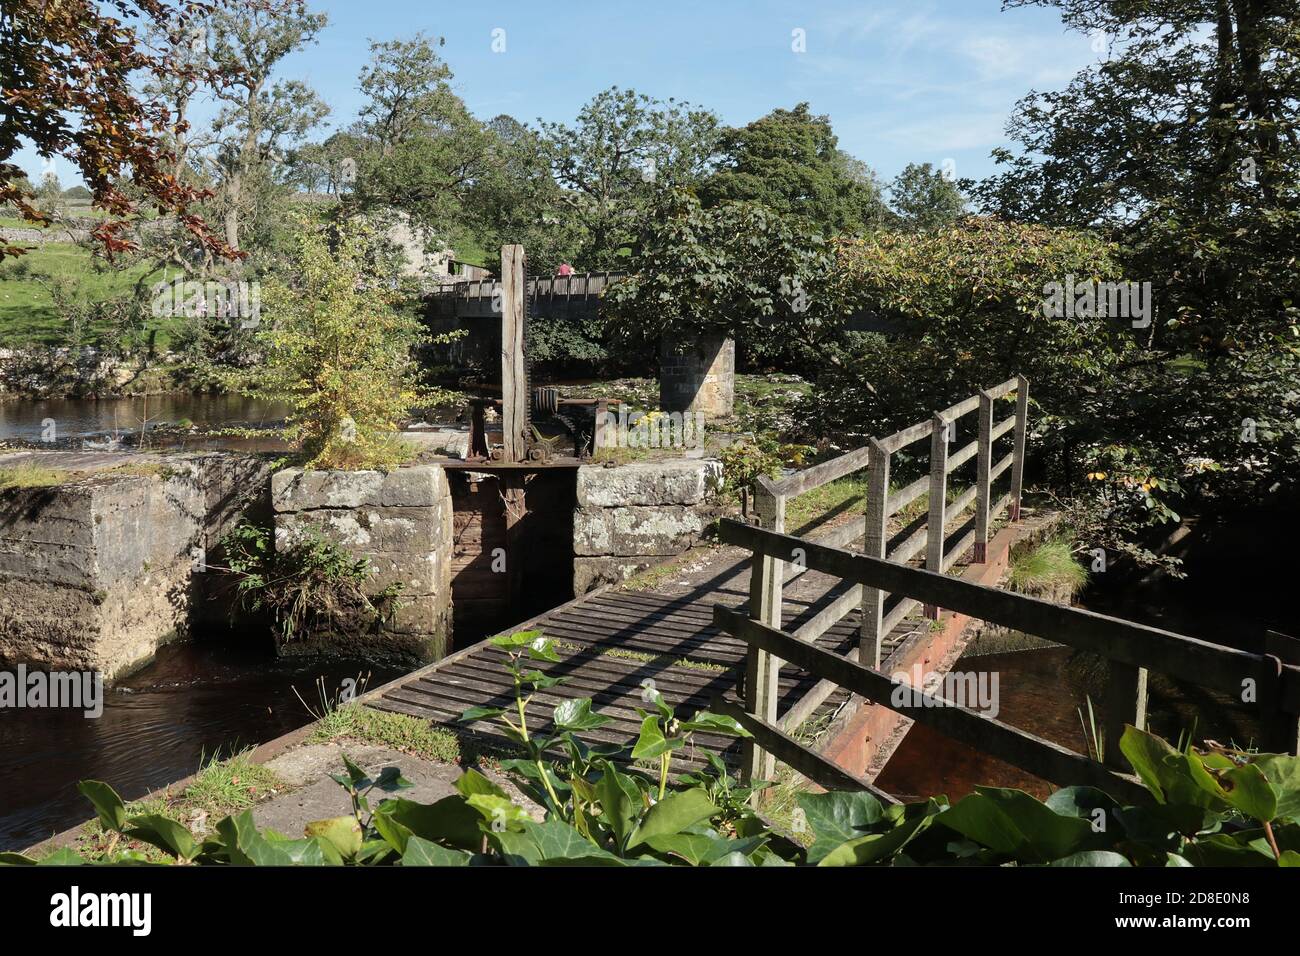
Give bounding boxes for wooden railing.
[742,377,1028,751]
[714,521,1300,803]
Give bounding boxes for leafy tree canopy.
[702,103,890,235]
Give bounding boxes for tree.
[701,103,889,235]
[603,189,842,360]
[467,116,580,270]
[972,0,1300,499]
[238,219,436,469]
[538,87,721,267]
[0,0,234,260]
[204,0,328,253]
[350,36,488,241]
[889,162,967,232]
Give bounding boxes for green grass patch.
[1008,539,1089,600]
[67,749,284,862]
[310,703,461,764]
[786,474,867,531]
[0,241,174,347]
[0,462,71,489]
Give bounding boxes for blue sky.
[20,0,1101,188]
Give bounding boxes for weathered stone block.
[271,469,385,512]
[575,460,717,508]
[573,505,703,557]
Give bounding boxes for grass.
[67,749,284,862]
[760,710,840,845]
[310,703,462,764]
[786,474,867,531]
[0,241,174,347]
[1008,538,1089,600]
[0,462,71,489]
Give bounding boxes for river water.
[876,506,1297,802]
[0,640,405,851]
[0,394,291,444]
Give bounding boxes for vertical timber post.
[1260,632,1300,755]
[924,413,949,619]
[860,439,889,670]
[743,477,784,789]
[1103,662,1148,769]
[974,391,994,564]
[1010,375,1029,521]
[500,244,527,463]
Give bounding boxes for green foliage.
[973,0,1300,509]
[538,86,722,269]
[230,218,444,469]
[604,188,844,359]
[888,162,967,232]
[718,439,782,502]
[13,716,1300,866]
[217,521,401,646]
[702,103,889,235]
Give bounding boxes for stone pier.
[271,466,454,661]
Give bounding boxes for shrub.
[238,218,451,470]
[217,522,401,646]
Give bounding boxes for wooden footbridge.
[363,375,1300,802]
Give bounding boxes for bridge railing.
[713,520,1300,802]
[742,377,1028,746]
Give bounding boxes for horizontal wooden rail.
[713,695,898,802]
[716,606,1152,804]
[720,519,1300,713]
[992,416,1017,441]
[947,439,980,472]
[765,447,871,499]
[878,420,934,454]
[886,475,928,516]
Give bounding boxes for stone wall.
[572,459,722,593]
[659,335,736,419]
[0,454,270,679]
[271,466,453,661]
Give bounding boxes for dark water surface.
[0,393,291,443]
[0,641,405,851]
[876,506,1298,802]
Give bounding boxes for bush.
[217,522,401,646]
[237,218,451,470]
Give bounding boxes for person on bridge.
[556,263,574,276]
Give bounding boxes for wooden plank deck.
[367,585,926,771]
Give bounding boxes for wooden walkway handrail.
[714,605,1153,804]
[720,519,1300,715]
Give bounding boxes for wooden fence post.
[974,391,994,564]
[500,244,527,463]
[1010,374,1029,521]
[1103,662,1148,769]
[1260,632,1300,755]
[860,439,889,670]
[743,479,785,787]
[925,413,949,619]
